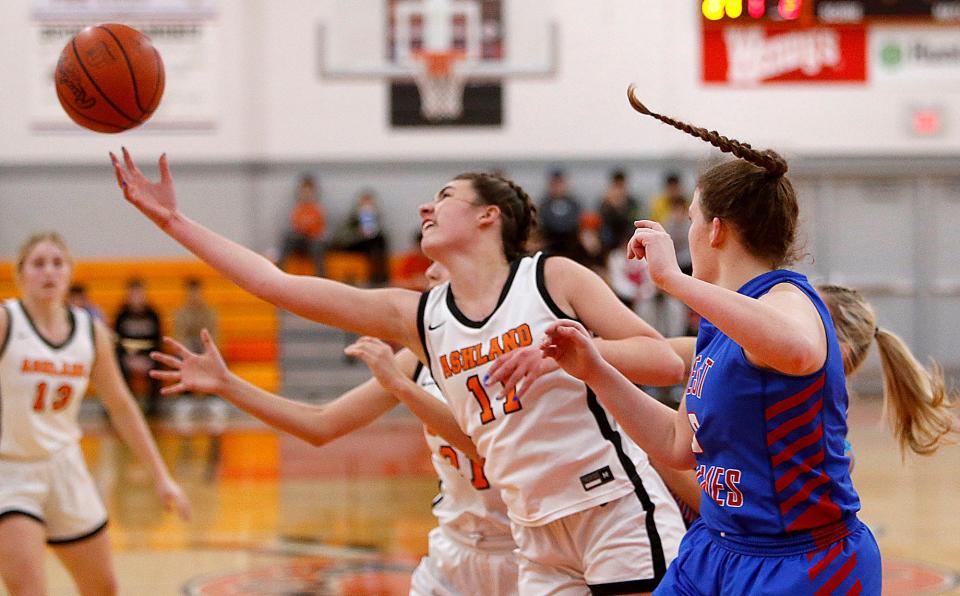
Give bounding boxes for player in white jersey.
[149,263,518,595]
[0,232,190,596]
[112,151,688,593]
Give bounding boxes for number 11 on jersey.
[466,374,522,425]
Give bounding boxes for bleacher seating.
[0,259,280,393]
[0,252,425,401]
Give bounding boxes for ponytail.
[818,284,958,457]
[626,85,788,176]
[874,328,957,457]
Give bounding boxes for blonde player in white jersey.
[0,232,191,596]
[112,150,688,593]
[149,266,518,595]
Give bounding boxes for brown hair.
[16,231,72,273]
[818,284,958,457]
[627,86,799,267]
[453,172,538,262]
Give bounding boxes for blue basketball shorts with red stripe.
[653,516,881,595]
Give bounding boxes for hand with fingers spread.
[149,329,229,396]
[485,345,558,399]
[109,147,178,229]
[540,320,608,383]
[155,475,192,521]
[344,337,406,393]
[627,219,683,289]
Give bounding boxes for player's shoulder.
[540,253,593,280]
[540,253,605,300]
[0,300,14,358]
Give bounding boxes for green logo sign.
[881,43,903,67]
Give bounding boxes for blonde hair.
[16,232,72,273]
[818,284,957,456]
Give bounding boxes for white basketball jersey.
[415,362,513,542]
[419,252,652,527]
[0,299,94,460]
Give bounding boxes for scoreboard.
[702,0,960,23]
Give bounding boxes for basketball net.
[413,50,467,121]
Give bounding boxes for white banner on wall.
[31,0,218,19]
[871,27,960,84]
[30,1,219,132]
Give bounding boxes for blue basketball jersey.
[684,270,860,538]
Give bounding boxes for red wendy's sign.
[703,25,867,85]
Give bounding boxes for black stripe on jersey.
[16,299,78,350]
[0,302,12,359]
[585,388,667,586]
[0,302,7,448]
[589,577,662,595]
[412,361,424,383]
[445,257,522,329]
[86,306,96,349]
[47,518,108,545]
[535,253,576,320]
[417,291,434,378]
[0,510,45,525]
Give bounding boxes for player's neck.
[21,295,69,329]
[715,252,776,292]
[444,251,512,318]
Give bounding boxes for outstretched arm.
[541,320,696,470]
[345,339,480,461]
[669,336,696,377]
[110,150,422,355]
[630,221,825,376]
[486,257,685,396]
[89,321,191,520]
[151,332,477,458]
[151,331,398,446]
[546,257,686,385]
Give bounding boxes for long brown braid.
[626,85,788,176]
[626,85,799,267]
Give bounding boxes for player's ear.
[708,217,725,248]
[477,204,501,228]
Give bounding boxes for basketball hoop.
[412,50,467,121]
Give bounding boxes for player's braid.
[499,176,538,259]
[626,85,788,176]
[454,172,538,262]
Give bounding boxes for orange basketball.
[54,23,165,133]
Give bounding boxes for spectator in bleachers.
[114,278,163,417]
[172,277,226,423]
[335,190,390,286]
[278,174,327,276]
[537,169,582,259]
[658,195,696,336]
[576,211,606,273]
[598,168,644,258]
[394,231,433,291]
[649,172,688,224]
[67,283,105,323]
[173,277,218,354]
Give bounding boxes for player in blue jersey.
[536,88,884,595]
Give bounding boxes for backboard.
[318,0,557,126]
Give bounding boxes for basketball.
[54,23,165,133]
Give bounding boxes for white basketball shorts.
[410,525,518,596]
[0,442,108,544]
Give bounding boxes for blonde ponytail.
[818,284,957,457]
[874,328,957,456]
